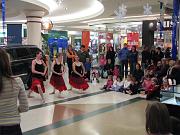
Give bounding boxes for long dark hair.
[146,102,171,134]
[0,48,13,93]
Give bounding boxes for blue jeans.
[130,62,136,75]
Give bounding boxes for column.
[25,11,45,49]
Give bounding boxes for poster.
[127,32,139,48]
[7,24,22,44]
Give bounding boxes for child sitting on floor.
[101,75,113,91]
[120,75,133,93]
[110,76,124,91]
[91,66,100,83]
[126,76,139,95]
[146,78,160,100]
[113,65,120,78]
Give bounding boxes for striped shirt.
[0,77,29,126]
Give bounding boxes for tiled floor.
[22,74,148,135]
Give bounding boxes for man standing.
[118,43,129,78]
[77,45,90,65]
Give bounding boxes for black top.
[77,50,89,64]
[72,64,83,77]
[154,52,164,64]
[53,63,62,76]
[32,62,44,79]
[141,50,151,63]
[106,51,115,62]
[67,51,75,65]
[169,66,180,85]
[133,69,144,82]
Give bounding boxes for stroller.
[90,66,100,83]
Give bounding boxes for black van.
[0,45,43,88]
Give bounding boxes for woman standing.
[28,51,47,103]
[69,56,89,92]
[66,45,76,77]
[0,48,28,135]
[129,46,138,74]
[106,46,115,68]
[49,53,67,97]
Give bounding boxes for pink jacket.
[106,79,113,88]
[113,68,119,77]
[99,58,106,66]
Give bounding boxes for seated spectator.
[146,78,160,100]
[142,75,153,92]
[110,76,124,91]
[170,116,180,135]
[161,79,171,91]
[133,63,144,84]
[113,65,120,78]
[120,75,133,93]
[101,75,113,91]
[126,76,139,95]
[91,66,100,83]
[145,102,172,135]
[156,59,169,85]
[104,59,114,75]
[168,60,180,85]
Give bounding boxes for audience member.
[145,102,172,135]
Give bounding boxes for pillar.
[25,11,45,49]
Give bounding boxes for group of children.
[98,54,165,99]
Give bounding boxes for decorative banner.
[171,0,180,60]
[7,24,22,44]
[2,0,6,36]
[114,4,127,19]
[106,32,113,41]
[160,1,164,39]
[82,31,90,50]
[127,33,139,48]
[98,32,106,39]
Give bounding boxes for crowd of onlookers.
[96,43,180,100]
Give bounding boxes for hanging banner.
[160,1,164,39]
[2,0,5,36]
[82,31,90,50]
[172,0,180,60]
[7,24,22,44]
[127,32,139,48]
[98,32,106,39]
[106,32,113,41]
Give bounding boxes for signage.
[127,32,139,48]
[7,24,22,44]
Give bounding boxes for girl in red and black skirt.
[50,53,67,97]
[28,51,47,103]
[69,56,89,93]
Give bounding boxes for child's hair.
[151,77,158,85]
[126,74,133,80]
[107,59,111,64]
[86,57,90,62]
[117,76,122,81]
[108,75,113,80]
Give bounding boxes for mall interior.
[0,0,180,135]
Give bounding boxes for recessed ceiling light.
[65,7,68,10]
